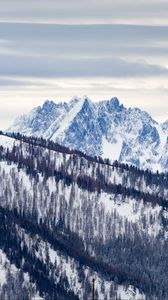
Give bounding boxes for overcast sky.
[0,0,168,129]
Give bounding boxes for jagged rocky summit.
[8,96,168,172]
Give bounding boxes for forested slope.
[0,132,167,299]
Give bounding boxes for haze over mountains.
[8,97,168,173]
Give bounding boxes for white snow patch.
[48,97,86,141]
[102,136,123,161]
[0,249,18,285]
[0,135,16,150]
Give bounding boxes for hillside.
[0,132,168,299]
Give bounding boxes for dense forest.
[0,131,168,299]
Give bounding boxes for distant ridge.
[8,96,168,172]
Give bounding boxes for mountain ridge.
[8,96,168,172]
[0,132,168,299]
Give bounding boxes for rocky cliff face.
[8,96,168,172]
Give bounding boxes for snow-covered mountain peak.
[79,96,96,112]
[69,96,80,107]
[42,99,56,109]
[81,95,91,101]
[8,96,168,172]
[43,96,90,142]
[109,96,120,107]
[127,106,156,125]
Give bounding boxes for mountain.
[8,96,168,173]
[0,132,168,299]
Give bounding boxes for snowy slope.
[0,134,168,299]
[43,96,88,141]
[0,249,42,299]
[8,96,168,172]
[0,135,16,150]
[17,227,145,300]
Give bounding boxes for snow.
[0,249,18,285]
[102,135,123,161]
[0,161,33,191]
[156,123,167,151]
[18,226,145,300]
[0,248,43,299]
[49,97,86,141]
[0,137,166,299]
[100,192,162,237]
[0,147,166,242]
[0,135,16,150]
[7,96,168,172]
[0,250,8,285]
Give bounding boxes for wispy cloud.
[0,2,168,128]
[0,0,168,25]
[0,55,168,78]
[0,23,168,79]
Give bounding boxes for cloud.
[0,23,168,79]
[0,0,168,25]
[0,76,168,130]
[0,23,167,64]
[0,6,168,129]
[0,54,168,79]
[0,77,43,87]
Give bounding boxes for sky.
[0,0,168,129]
